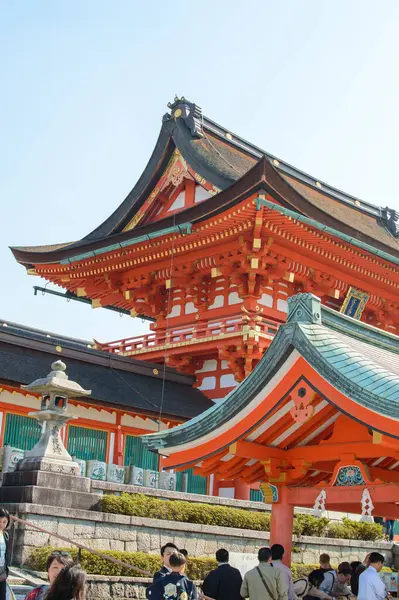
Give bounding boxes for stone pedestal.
[0,469,99,510]
[0,360,100,510]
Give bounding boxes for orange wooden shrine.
[11,97,399,500]
[142,293,399,564]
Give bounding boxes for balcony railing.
[96,314,280,357]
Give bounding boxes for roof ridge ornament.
[167,96,204,138]
[381,206,399,238]
[287,293,322,325]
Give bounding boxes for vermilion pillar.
[270,487,294,566]
[234,478,250,500]
[114,424,124,466]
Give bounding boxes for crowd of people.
[0,506,393,600]
[145,541,391,600]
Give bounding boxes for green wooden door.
[250,489,264,503]
[176,469,207,495]
[3,413,41,451]
[124,435,158,470]
[67,425,107,461]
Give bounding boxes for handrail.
[9,515,215,600]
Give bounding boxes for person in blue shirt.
[147,552,198,600]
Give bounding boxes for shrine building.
[142,293,399,564]
[10,97,399,499]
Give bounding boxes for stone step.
[3,470,91,493]
[0,485,100,510]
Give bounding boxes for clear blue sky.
[1,1,398,343]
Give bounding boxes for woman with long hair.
[44,564,86,600]
[0,508,11,600]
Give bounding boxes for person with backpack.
[318,554,336,596]
[240,547,288,600]
[147,552,198,600]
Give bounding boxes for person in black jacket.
[202,548,242,600]
[152,542,179,583]
[0,509,10,600]
[147,552,198,600]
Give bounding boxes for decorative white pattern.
[313,489,326,517]
[360,489,374,522]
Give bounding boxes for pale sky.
[1,0,398,344]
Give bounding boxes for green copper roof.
[142,293,399,452]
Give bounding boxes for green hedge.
[101,494,383,541]
[26,548,391,580]
[26,547,217,580]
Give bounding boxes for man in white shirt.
[358,552,387,600]
[271,544,296,600]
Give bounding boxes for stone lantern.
[18,360,91,475]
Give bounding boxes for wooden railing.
[97,314,279,355]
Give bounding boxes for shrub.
[26,547,217,580]
[101,493,271,532]
[101,494,383,541]
[325,518,383,541]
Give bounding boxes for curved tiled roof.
[10,98,399,265]
[0,319,212,420]
[142,293,399,452]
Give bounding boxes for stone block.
[86,539,111,551]
[137,533,151,553]
[28,516,58,533]
[87,583,110,600]
[74,521,96,537]
[110,583,126,598]
[0,485,100,510]
[109,540,125,552]
[22,531,52,546]
[124,542,138,553]
[2,470,91,492]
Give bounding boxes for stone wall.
[8,503,393,568]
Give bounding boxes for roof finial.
[166,97,203,138]
[287,293,322,325]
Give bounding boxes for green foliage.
[293,515,329,537]
[26,548,392,580]
[102,493,271,531]
[325,518,383,541]
[101,494,383,541]
[26,546,217,580]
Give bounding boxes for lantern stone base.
[16,458,80,476]
[0,470,101,510]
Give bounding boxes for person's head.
[179,549,188,558]
[45,564,86,600]
[271,544,284,561]
[319,553,331,569]
[160,543,178,567]
[337,568,352,584]
[350,561,362,573]
[258,547,272,563]
[368,552,385,573]
[169,552,186,575]
[216,549,229,564]
[46,552,74,585]
[0,509,10,532]
[363,553,371,567]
